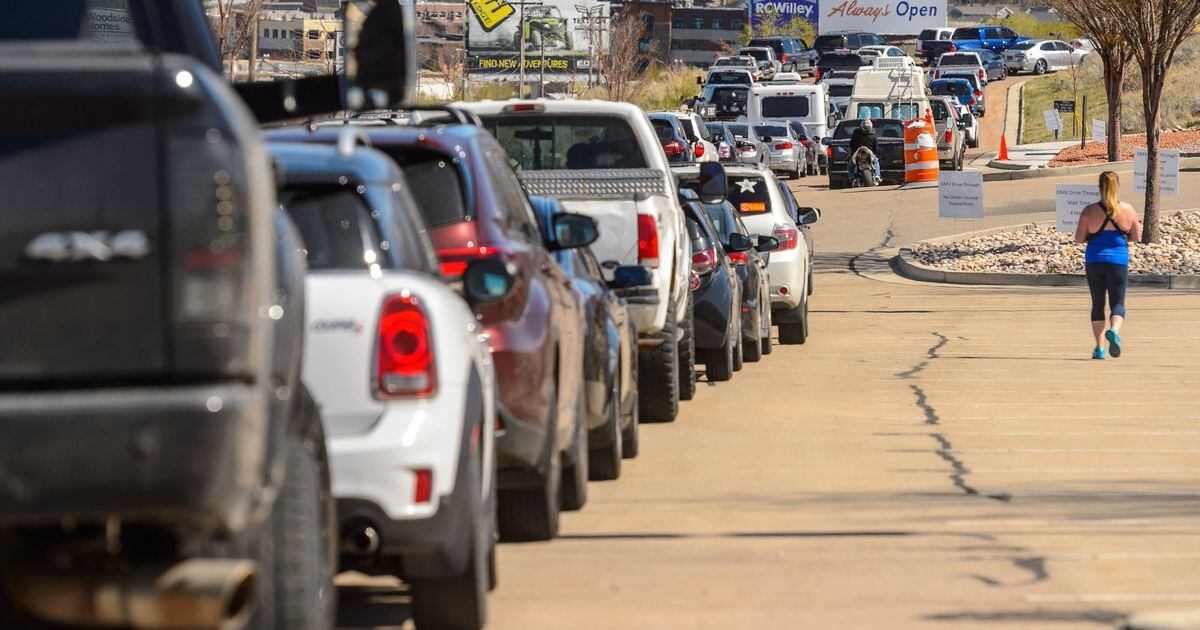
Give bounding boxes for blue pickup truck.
[922,26,1031,62]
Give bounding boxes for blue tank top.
[1084,208,1129,265]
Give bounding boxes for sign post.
[1056,184,1099,233]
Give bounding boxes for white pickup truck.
[458,99,694,422]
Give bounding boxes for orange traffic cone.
[999,135,1009,161]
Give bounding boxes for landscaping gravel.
[913,212,1200,275]
[1048,130,1200,167]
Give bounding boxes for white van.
[846,64,930,122]
[745,83,830,147]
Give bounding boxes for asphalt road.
[337,169,1200,629]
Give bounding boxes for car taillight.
[815,70,822,80]
[978,69,985,79]
[800,139,811,147]
[376,293,436,398]
[944,130,952,142]
[740,145,756,153]
[437,244,494,278]
[637,214,659,268]
[950,44,957,52]
[692,247,716,274]
[969,97,975,105]
[720,144,732,158]
[694,142,705,158]
[974,90,982,97]
[414,469,433,504]
[826,146,833,157]
[772,224,799,250]
[933,70,940,79]
[689,271,701,291]
[775,142,794,150]
[664,140,684,156]
[728,251,749,267]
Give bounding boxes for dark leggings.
[1085,262,1128,322]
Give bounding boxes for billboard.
[750,0,818,26]
[818,0,946,35]
[467,0,607,81]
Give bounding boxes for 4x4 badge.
[24,230,151,262]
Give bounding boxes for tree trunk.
[1141,78,1163,244]
[1103,60,1125,163]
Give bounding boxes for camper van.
[745,83,831,150]
[846,60,930,123]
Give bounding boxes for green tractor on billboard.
[513,5,573,51]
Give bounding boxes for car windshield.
[0,0,149,42]
[483,115,649,171]
[727,175,771,214]
[708,71,751,85]
[953,27,982,39]
[760,95,810,118]
[820,53,862,67]
[702,86,748,102]
[932,81,971,96]
[814,35,845,49]
[1009,41,1038,51]
[280,186,382,271]
[940,54,979,66]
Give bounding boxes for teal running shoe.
[1105,330,1121,358]
[1092,347,1106,360]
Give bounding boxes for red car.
[267,124,591,542]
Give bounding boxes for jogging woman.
[1073,171,1142,359]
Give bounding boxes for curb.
[893,214,1200,290]
[980,156,1200,182]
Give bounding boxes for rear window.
[727,175,771,214]
[918,29,939,40]
[705,124,727,141]
[930,99,950,120]
[828,84,854,97]
[750,39,786,55]
[834,119,904,139]
[952,27,981,39]
[281,186,383,271]
[483,115,648,171]
[820,53,863,67]
[931,81,971,96]
[1009,41,1037,51]
[753,125,789,139]
[741,49,769,62]
[814,35,846,49]
[708,71,751,85]
[651,118,675,141]
[388,149,471,229]
[726,123,749,138]
[702,86,748,102]
[759,95,810,118]
[940,54,979,66]
[1,1,149,43]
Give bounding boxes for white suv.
[271,141,498,629]
[724,164,816,344]
[459,99,695,421]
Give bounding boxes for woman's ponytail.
[1099,171,1119,218]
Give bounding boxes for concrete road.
[337,170,1200,629]
[967,74,1032,161]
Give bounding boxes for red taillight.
[689,272,701,291]
[512,103,538,112]
[739,145,756,153]
[950,44,957,52]
[775,141,794,150]
[826,146,833,157]
[773,224,799,250]
[437,245,494,278]
[969,97,976,105]
[978,69,985,79]
[728,251,749,267]
[637,214,659,268]
[815,70,822,80]
[974,90,982,97]
[376,293,436,398]
[780,53,788,62]
[414,469,433,504]
[944,130,953,142]
[801,139,811,147]
[694,142,705,158]
[664,140,684,156]
[692,247,716,275]
[720,144,732,158]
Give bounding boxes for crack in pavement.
[847,206,897,276]
[896,332,949,379]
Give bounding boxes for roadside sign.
[1042,109,1062,132]
[1134,148,1180,196]
[1054,100,1076,114]
[938,171,984,218]
[1092,119,1106,144]
[1056,184,1099,232]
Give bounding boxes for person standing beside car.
[1073,171,1142,360]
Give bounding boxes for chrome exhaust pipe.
[7,558,257,630]
[342,524,381,556]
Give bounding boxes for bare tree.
[1047,0,1132,162]
[436,45,467,101]
[601,10,646,103]
[212,0,268,78]
[1099,0,1200,243]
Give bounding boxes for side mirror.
[344,0,417,110]
[550,213,599,251]
[799,209,821,225]
[755,235,781,252]
[821,137,833,145]
[696,76,704,86]
[462,258,517,306]
[727,232,754,252]
[609,265,654,289]
[678,187,700,202]
[798,206,822,220]
[697,161,727,204]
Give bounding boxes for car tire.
[497,380,561,542]
[1035,60,1047,75]
[677,294,696,401]
[760,302,773,356]
[588,382,622,481]
[705,337,734,382]
[620,386,639,459]
[638,302,680,423]
[410,445,489,630]
[800,162,809,178]
[807,268,814,296]
[955,150,964,171]
[742,328,763,363]
[969,135,980,149]
[560,396,588,512]
[1000,68,1008,80]
[778,296,809,345]
[732,333,744,372]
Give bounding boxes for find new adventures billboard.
[466,0,607,80]
[819,0,946,35]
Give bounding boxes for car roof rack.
[404,105,483,128]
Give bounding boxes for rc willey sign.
[751,0,818,25]
[819,0,946,35]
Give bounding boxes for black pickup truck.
[824,118,907,189]
[0,2,412,628]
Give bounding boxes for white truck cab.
[846,63,931,122]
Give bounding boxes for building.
[257,9,340,64]
[669,6,746,66]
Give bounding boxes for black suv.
[749,36,815,73]
[813,31,887,54]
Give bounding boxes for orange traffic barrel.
[903,114,939,184]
